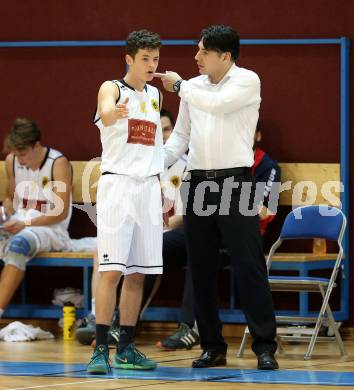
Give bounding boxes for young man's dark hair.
[160,108,175,126]
[126,29,161,59]
[4,118,41,153]
[200,25,240,60]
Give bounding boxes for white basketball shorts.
[97,173,163,274]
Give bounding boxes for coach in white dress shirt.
[160,25,278,371]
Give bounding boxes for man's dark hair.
[126,29,161,58]
[4,118,41,152]
[160,108,175,126]
[200,25,240,60]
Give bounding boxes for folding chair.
[237,205,347,360]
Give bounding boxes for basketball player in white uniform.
[77,109,185,347]
[87,30,164,374]
[0,118,72,319]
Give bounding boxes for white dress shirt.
[164,64,261,170]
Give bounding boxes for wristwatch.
[173,79,183,94]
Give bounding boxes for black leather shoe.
[192,350,227,368]
[257,351,279,370]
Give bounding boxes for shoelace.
[131,346,147,363]
[90,349,111,368]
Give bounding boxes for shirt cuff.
[178,80,188,99]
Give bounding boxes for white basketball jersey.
[13,148,72,230]
[94,80,164,179]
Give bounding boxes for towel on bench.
[67,237,97,252]
[0,321,54,342]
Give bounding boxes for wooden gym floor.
[0,328,354,389]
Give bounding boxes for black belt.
[190,167,250,179]
[102,171,158,178]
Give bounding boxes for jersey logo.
[140,101,147,113]
[42,176,50,188]
[170,175,181,188]
[151,99,159,112]
[127,119,157,146]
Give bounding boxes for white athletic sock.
[0,308,4,318]
[91,299,96,317]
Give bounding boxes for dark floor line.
[104,380,178,390]
[44,369,88,377]
[157,357,195,363]
[206,371,261,382]
[204,374,244,382]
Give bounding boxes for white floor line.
[6,378,115,390]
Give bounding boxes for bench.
[0,161,345,321]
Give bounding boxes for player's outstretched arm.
[98,81,128,127]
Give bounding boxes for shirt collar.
[204,63,238,86]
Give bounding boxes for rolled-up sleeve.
[179,75,261,115]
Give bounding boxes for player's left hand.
[163,210,169,227]
[155,72,182,92]
[3,219,25,234]
[162,195,175,227]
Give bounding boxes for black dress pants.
[142,228,195,325]
[183,169,277,355]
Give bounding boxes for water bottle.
[63,302,76,340]
[312,238,327,255]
